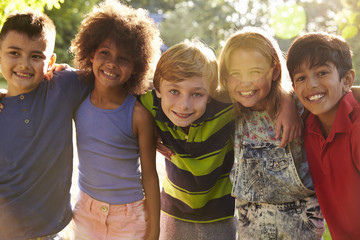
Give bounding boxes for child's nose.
[18,57,30,69]
[179,96,190,109]
[306,77,319,89]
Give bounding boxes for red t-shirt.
[304,92,360,239]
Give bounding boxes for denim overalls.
[231,111,324,240]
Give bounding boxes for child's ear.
[342,69,355,92]
[90,52,95,63]
[155,89,162,98]
[272,64,281,81]
[47,53,57,71]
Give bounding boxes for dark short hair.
[0,11,56,51]
[287,32,353,82]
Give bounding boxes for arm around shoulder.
[132,101,160,240]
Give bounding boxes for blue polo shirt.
[0,70,88,239]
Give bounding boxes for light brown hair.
[219,27,292,120]
[153,40,219,97]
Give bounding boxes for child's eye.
[229,72,240,77]
[118,56,130,63]
[8,51,19,56]
[100,50,110,56]
[318,71,329,77]
[250,70,261,75]
[32,55,45,60]
[192,92,202,98]
[294,76,305,83]
[170,89,179,95]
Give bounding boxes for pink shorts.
[70,191,148,240]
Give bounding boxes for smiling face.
[293,61,353,123]
[0,31,55,97]
[91,38,135,90]
[227,48,275,111]
[155,76,211,127]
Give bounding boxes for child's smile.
[227,48,275,111]
[0,31,55,97]
[91,38,134,89]
[156,76,210,127]
[293,62,352,125]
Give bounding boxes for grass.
[323,223,332,239]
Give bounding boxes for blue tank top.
[75,94,144,204]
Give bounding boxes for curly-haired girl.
[69,0,162,239]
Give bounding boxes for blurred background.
[2,1,350,238]
[0,0,360,89]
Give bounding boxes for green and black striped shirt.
[140,90,235,223]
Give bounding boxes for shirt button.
[101,206,108,212]
[24,119,30,124]
[23,108,28,112]
[184,135,188,140]
[20,95,25,100]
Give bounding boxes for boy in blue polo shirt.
[0,11,88,239]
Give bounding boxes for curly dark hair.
[71,0,162,94]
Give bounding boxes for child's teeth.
[309,94,323,101]
[241,91,255,96]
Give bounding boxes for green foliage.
[45,0,100,64]
[323,223,332,240]
[0,0,64,27]
[159,0,235,51]
[337,0,360,39]
[271,3,306,39]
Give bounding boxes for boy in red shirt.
[286,32,360,239]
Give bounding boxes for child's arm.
[0,89,6,112]
[133,101,160,240]
[155,128,174,160]
[276,92,302,147]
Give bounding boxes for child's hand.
[44,63,70,80]
[0,89,7,112]
[155,128,174,160]
[276,93,302,147]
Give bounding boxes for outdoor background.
[1,0,359,239]
[1,0,360,86]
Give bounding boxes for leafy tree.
[337,0,360,39]
[45,0,100,64]
[0,0,64,26]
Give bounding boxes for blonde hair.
[153,40,219,97]
[219,27,292,120]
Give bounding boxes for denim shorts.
[235,195,324,239]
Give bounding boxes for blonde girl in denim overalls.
[218,27,325,239]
